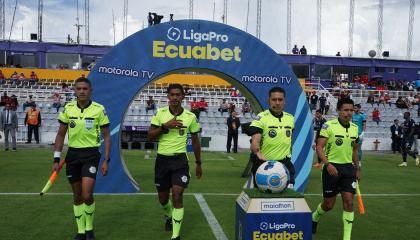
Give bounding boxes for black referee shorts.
[65,147,101,184]
[322,163,356,198]
[251,158,295,187]
[155,153,190,192]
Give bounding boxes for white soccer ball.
[255,161,290,193]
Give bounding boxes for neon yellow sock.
[312,203,326,222]
[162,200,173,218]
[172,207,184,238]
[73,204,85,234]
[342,211,354,240]
[84,202,95,231]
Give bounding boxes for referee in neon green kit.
[312,98,361,240]
[249,87,296,189]
[52,77,111,240]
[147,83,202,240]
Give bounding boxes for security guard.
[52,77,111,240]
[24,104,41,144]
[147,84,202,240]
[249,87,295,189]
[312,98,360,240]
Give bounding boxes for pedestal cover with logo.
[236,189,312,240]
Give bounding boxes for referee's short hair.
[337,98,354,110]
[167,83,184,94]
[269,87,286,98]
[75,77,92,87]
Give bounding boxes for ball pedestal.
[235,188,312,240]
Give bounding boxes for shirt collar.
[169,106,184,116]
[269,109,283,120]
[77,100,92,110]
[338,118,350,128]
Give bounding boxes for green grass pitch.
[0,149,419,239]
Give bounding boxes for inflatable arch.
[89,20,313,193]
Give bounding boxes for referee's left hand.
[196,165,202,179]
[101,161,109,176]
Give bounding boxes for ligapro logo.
[167,27,229,43]
[259,222,296,231]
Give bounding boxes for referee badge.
[179,128,185,136]
[285,130,291,137]
[268,130,277,138]
[335,138,343,146]
[85,119,94,130]
[69,120,76,128]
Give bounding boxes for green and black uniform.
[249,109,295,184]
[58,100,110,183]
[319,118,359,197]
[151,106,200,191]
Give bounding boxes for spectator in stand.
[9,95,18,111]
[226,111,240,153]
[146,96,156,113]
[197,98,208,113]
[218,99,229,113]
[292,45,299,54]
[299,45,307,55]
[0,70,5,85]
[319,93,327,114]
[336,51,341,56]
[241,99,251,114]
[52,92,62,113]
[18,73,26,86]
[0,92,10,107]
[324,93,330,115]
[367,93,375,105]
[404,96,413,109]
[62,83,72,103]
[190,98,200,119]
[391,119,402,154]
[10,71,18,85]
[22,95,35,111]
[310,92,318,111]
[229,102,236,113]
[230,87,238,97]
[372,108,381,125]
[29,71,38,86]
[396,97,407,109]
[340,90,350,99]
[407,93,415,105]
[24,104,41,144]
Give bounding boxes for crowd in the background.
[0,70,39,87]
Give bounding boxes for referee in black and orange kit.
[52,77,111,240]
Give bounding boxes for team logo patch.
[351,181,356,189]
[285,130,291,137]
[321,123,329,130]
[179,128,185,136]
[335,138,343,146]
[89,166,97,174]
[268,130,277,138]
[181,175,188,183]
[69,120,76,128]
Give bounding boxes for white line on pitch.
[227,156,235,160]
[194,193,228,240]
[1,192,420,197]
[205,158,235,161]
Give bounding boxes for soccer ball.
[255,161,290,193]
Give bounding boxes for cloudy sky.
[3,0,420,60]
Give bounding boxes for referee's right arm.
[52,123,68,172]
